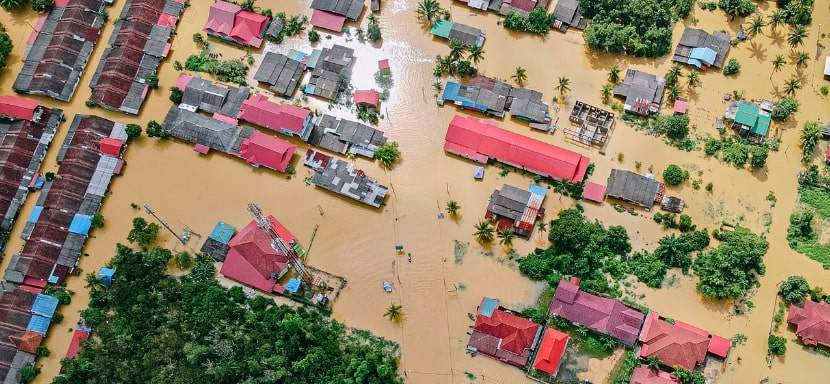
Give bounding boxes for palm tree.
[446,200,461,216]
[608,64,621,84]
[800,121,821,163]
[787,25,807,48]
[448,39,467,62]
[645,356,661,372]
[416,0,441,24]
[771,54,786,78]
[0,0,23,9]
[686,70,700,90]
[467,45,484,66]
[665,63,683,87]
[666,83,681,102]
[497,229,515,248]
[556,76,571,98]
[384,303,403,322]
[536,220,548,234]
[783,77,802,96]
[746,15,766,39]
[473,220,495,243]
[511,67,527,86]
[769,9,785,31]
[601,83,613,104]
[240,0,256,11]
[792,51,809,69]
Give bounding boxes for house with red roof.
[238,94,313,139]
[0,96,41,121]
[467,297,542,368]
[99,137,124,157]
[638,311,730,370]
[532,328,568,376]
[787,300,830,348]
[630,366,680,384]
[238,131,296,172]
[353,89,380,109]
[444,115,590,183]
[65,325,91,359]
[205,1,269,47]
[309,0,364,32]
[219,215,298,294]
[549,279,645,346]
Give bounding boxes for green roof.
[753,114,771,136]
[431,20,453,39]
[734,102,759,127]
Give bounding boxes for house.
[220,215,298,294]
[582,182,607,203]
[613,70,666,116]
[305,45,355,100]
[507,87,551,129]
[353,90,380,109]
[485,184,547,238]
[606,169,664,209]
[673,28,731,69]
[177,75,249,118]
[204,1,269,48]
[549,279,646,346]
[239,131,296,172]
[89,0,184,114]
[307,114,387,158]
[13,0,108,101]
[725,100,772,142]
[444,115,591,183]
[638,311,730,370]
[787,300,830,348]
[532,328,569,376]
[551,0,586,31]
[310,0,364,32]
[163,107,246,154]
[65,324,91,360]
[430,20,485,48]
[467,297,542,368]
[238,94,313,139]
[254,52,306,97]
[630,366,680,384]
[441,76,511,117]
[673,99,688,115]
[566,101,615,146]
[303,149,388,208]
[0,285,40,382]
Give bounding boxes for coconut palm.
[792,51,810,69]
[771,54,786,78]
[556,76,571,98]
[666,83,681,102]
[511,67,528,86]
[665,63,683,87]
[416,0,442,24]
[686,70,700,90]
[446,200,461,216]
[0,0,23,9]
[608,64,621,84]
[787,25,807,48]
[467,45,484,65]
[800,121,821,163]
[497,229,516,248]
[473,220,495,243]
[536,220,548,234]
[769,9,785,31]
[783,77,802,96]
[384,303,403,321]
[746,15,766,38]
[448,39,467,62]
[601,83,613,104]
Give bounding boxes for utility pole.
[143,204,187,245]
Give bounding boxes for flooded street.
[0,0,828,383]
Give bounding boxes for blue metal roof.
[689,47,717,66]
[32,294,59,318]
[479,297,498,317]
[209,221,236,244]
[528,183,548,197]
[687,58,703,68]
[285,278,301,294]
[28,205,43,223]
[68,214,92,236]
[98,267,116,286]
[26,314,51,335]
[442,81,461,102]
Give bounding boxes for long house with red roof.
[89,0,184,114]
[444,115,590,183]
[787,300,830,348]
[204,1,270,48]
[13,0,109,101]
[638,311,731,370]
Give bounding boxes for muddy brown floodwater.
[0,1,828,383]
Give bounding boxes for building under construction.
[566,101,615,146]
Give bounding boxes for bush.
[662,164,689,185]
[722,58,741,75]
[31,0,53,12]
[779,276,810,305]
[169,87,183,104]
[768,335,786,355]
[125,124,142,141]
[308,29,320,43]
[771,98,799,121]
[374,142,401,168]
[581,0,681,57]
[704,137,722,156]
[821,86,829,96]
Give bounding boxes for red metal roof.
[238,131,296,172]
[630,366,680,384]
[510,0,537,12]
[212,113,238,125]
[193,143,210,154]
[310,9,346,32]
[638,312,710,370]
[673,99,688,115]
[219,216,296,293]
[444,115,590,183]
[175,74,193,90]
[533,328,568,375]
[99,137,123,156]
[204,1,240,35]
[787,301,830,348]
[229,11,268,47]
[378,59,390,70]
[0,96,39,121]
[582,181,606,203]
[468,298,540,367]
[353,90,380,108]
[238,94,310,136]
[65,328,90,359]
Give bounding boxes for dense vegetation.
[579,0,693,57]
[53,234,403,383]
[788,166,830,267]
[185,36,250,85]
[692,226,768,299]
[662,164,689,186]
[266,13,307,43]
[778,275,811,305]
[503,8,552,35]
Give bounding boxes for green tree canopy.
[693,227,768,299]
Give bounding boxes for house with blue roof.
[673,28,731,69]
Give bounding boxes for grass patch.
[794,241,830,268]
[799,187,830,217]
[607,350,637,384]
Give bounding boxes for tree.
[511,67,527,86]
[768,9,785,31]
[693,226,768,299]
[367,14,382,42]
[749,145,768,168]
[663,115,690,141]
[673,367,706,384]
[722,59,741,76]
[19,363,38,383]
[768,335,786,356]
[607,225,631,255]
[31,0,53,12]
[666,64,683,86]
[192,33,205,47]
[787,211,815,246]
[474,220,495,243]
[792,51,809,69]
[125,124,142,141]
[779,276,810,305]
[771,54,786,78]
[240,0,256,11]
[374,142,401,169]
[686,70,700,89]
[662,164,689,186]
[308,29,320,43]
[0,0,23,10]
[746,14,766,38]
[146,120,170,139]
[666,83,681,103]
[170,87,183,104]
[384,303,403,321]
[718,0,756,20]
[771,98,798,121]
[783,77,801,96]
[467,45,484,66]
[787,25,807,48]
[91,212,105,229]
[536,220,548,234]
[601,83,613,104]
[497,229,516,248]
[445,200,461,216]
[800,121,821,163]
[416,0,442,24]
[556,76,571,98]
[175,251,194,270]
[0,25,12,70]
[608,64,621,84]
[127,217,159,248]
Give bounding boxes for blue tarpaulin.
[98,267,116,286]
[690,47,717,66]
[26,315,51,335]
[28,206,43,223]
[285,278,301,294]
[33,176,44,189]
[32,294,59,318]
[479,297,498,317]
[209,221,236,244]
[48,275,59,284]
[687,58,703,68]
[528,183,548,197]
[68,214,92,236]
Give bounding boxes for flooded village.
[0,0,827,383]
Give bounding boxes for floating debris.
[454,240,469,264]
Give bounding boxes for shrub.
[662,164,689,185]
[778,276,810,305]
[821,86,829,96]
[771,98,799,121]
[722,58,741,75]
[308,29,320,43]
[169,87,183,104]
[31,0,53,12]
[374,142,401,168]
[125,124,142,141]
[767,335,786,356]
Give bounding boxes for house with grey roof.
[305,45,355,100]
[163,107,249,154]
[673,28,731,69]
[606,169,664,209]
[440,76,510,117]
[552,0,586,31]
[303,149,388,208]
[485,184,547,238]
[507,87,551,130]
[307,115,387,157]
[613,70,665,116]
[310,0,364,20]
[254,52,306,98]
[179,76,249,117]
